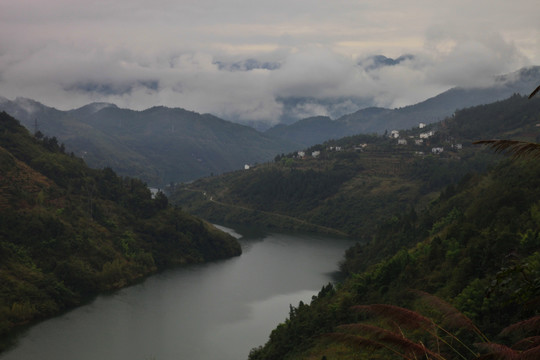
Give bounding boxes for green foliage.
[247,150,540,360]
[0,111,241,347]
[444,94,540,141]
[171,97,540,239]
[173,144,490,239]
[229,167,355,213]
[173,95,540,359]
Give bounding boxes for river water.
[1,227,353,360]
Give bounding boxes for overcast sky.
[1,0,539,125]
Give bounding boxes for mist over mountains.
[267,66,540,146]
[1,65,539,186]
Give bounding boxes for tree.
[154,191,169,210]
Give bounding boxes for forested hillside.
[172,95,540,239]
[0,112,241,350]
[170,95,540,359]
[0,98,297,186]
[247,155,540,360]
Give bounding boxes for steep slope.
[173,95,540,239]
[0,112,241,350]
[248,157,540,360]
[78,105,297,183]
[0,98,298,186]
[244,97,540,360]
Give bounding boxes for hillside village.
[389,123,462,156]
[268,121,464,166]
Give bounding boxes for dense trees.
[173,95,540,242]
[238,96,540,359]
[0,112,241,349]
[229,167,356,214]
[247,156,540,359]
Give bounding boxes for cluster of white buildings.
[283,122,464,167]
[391,123,462,156]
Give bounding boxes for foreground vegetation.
[0,112,241,351]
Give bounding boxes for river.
[1,226,354,360]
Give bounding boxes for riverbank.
[0,231,352,360]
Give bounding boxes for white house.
[297,151,306,158]
[431,147,444,154]
[312,150,321,158]
[415,139,424,145]
[354,143,367,151]
[244,164,251,170]
[397,139,408,145]
[419,122,426,129]
[420,130,435,139]
[390,130,400,138]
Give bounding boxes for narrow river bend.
[1,227,353,360]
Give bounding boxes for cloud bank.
[1,0,538,126]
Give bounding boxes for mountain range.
[1,65,539,186]
[0,97,297,186]
[266,66,540,146]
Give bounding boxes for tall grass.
[326,293,539,359]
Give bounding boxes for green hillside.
[170,95,540,359]
[172,96,540,238]
[0,112,241,350]
[247,155,540,360]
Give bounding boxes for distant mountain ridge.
[2,65,539,185]
[0,97,298,186]
[172,94,540,239]
[266,65,540,146]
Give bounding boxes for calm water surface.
[1,227,353,360]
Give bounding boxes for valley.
[0,230,353,360]
[2,66,540,187]
[3,2,540,359]
[169,94,540,359]
[172,95,540,238]
[0,70,539,359]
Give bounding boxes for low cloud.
[0,0,536,126]
[0,40,529,126]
